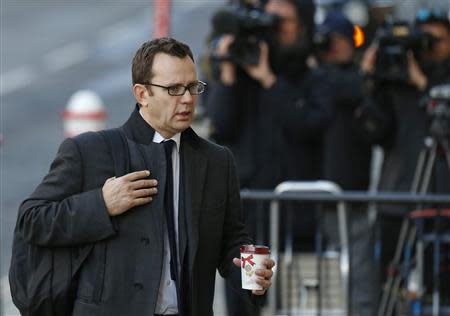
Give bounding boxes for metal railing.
[240,181,450,316]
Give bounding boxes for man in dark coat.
[207,0,331,248]
[207,0,329,191]
[206,0,331,314]
[16,37,275,316]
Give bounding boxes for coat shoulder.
[71,130,104,146]
[68,131,112,166]
[70,130,109,152]
[196,136,232,159]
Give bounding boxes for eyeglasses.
[141,81,206,96]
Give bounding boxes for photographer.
[315,11,378,316]
[206,0,332,315]
[360,8,450,292]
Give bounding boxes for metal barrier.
[240,182,450,316]
[269,181,349,315]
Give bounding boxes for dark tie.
[163,140,178,282]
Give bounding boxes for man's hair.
[132,37,194,85]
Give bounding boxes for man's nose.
[180,89,194,102]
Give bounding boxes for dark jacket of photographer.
[373,57,450,195]
[206,65,332,189]
[320,63,372,191]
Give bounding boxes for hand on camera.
[242,41,276,89]
[360,44,378,75]
[215,35,237,86]
[407,51,428,91]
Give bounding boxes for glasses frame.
[141,80,207,96]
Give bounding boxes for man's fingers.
[263,258,276,269]
[217,34,235,55]
[105,176,116,183]
[130,179,158,190]
[133,188,158,198]
[232,258,241,267]
[255,269,273,279]
[252,289,266,296]
[133,179,158,189]
[122,170,150,182]
[255,278,272,289]
[259,41,269,60]
[131,196,153,207]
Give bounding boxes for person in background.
[206,0,332,315]
[315,11,379,316]
[360,7,450,307]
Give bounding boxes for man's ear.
[133,84,150,106]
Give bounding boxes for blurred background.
[1,0,450,315]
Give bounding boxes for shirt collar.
[152,131,181,152]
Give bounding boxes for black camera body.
[210,5,279,65]
[313,30,332,52]
[374,22,436,82]
[427,84,450,140]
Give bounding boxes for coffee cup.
[240,245,270,290]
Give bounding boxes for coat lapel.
[180,128,207,271]
[122,106,206,279]
[139,142,166,245]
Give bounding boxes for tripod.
[377,132,450,316]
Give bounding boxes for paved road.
[1,1,226,314]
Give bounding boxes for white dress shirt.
[153,131,181,315]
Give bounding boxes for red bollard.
[62,90,107,137]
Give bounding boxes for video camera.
[210,4,279,65]
[373,21,437,82]
[313,29,333,52]
[427,84,450,140]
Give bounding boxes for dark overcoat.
[17,106,253,316]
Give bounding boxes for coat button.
[134,282,143,290]
[140,237,150,245]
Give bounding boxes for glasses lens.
[168,85,186,96]
[188,82,205,95]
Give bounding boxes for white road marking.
[42,41,89,72]
[0,66,36,96]
[98,19,139,48]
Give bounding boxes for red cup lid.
[240,245,270,254]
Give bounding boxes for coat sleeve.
[217,147,265,306]
[17,137,117,247]
[206,81,242,143]
[356,81,397,146]
[217,147,250,275]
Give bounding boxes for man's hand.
[215,35,237,86]
[102,170,158,216]
[242,41,276,89]
[360,44,378,74]
[407,51,428,91]
[233,257,276,295]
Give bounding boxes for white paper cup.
[240,245,270,290]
